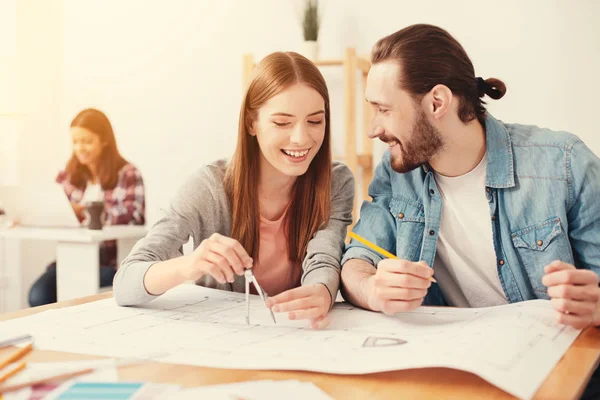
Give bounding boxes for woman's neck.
[258,159,296,221]
[87,163,99,184]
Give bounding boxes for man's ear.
[424,84,452,121]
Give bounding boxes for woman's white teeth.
[283,149,308,158]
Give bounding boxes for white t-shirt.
[81,182,103,204]
[433,153,508,308]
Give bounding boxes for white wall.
[58,0,339,223]
[7,0,600,308]
[55,0,600,224]
[3,0,65,308]
[0,0,19,187]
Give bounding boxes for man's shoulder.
[501,120,600,177]
[504,121,582,149]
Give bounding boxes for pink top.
[252,210,302,297]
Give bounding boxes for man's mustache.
[380,135,399,145]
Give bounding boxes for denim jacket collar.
[485,114,516,189]
[422,114,515,188]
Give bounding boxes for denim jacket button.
[398,213,405,219]
[499,259,505,266]
[486,187,491,193]
[537,240,543,246]
[429,189,435,195]
[429,230,435,236]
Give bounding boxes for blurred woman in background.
[28,108,145,307]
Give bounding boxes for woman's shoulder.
[190,159,228,184]
[114,163,144,191]
[331,161,355,191]
[55,169,69,184]
[178,159,229,197]
[203,159,229,180]
[118,163,142,177]
[169,159,230,213]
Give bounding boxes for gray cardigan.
[113,160,355,307]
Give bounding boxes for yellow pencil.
[0,343,32,371]
[349,231,437,283]
[0,361,26,384]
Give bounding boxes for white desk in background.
[0,225,147,311]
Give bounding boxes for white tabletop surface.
[0,225,148,243]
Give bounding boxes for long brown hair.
[372,24,507,124]
[225,52,332,263]
[65,108,128,190]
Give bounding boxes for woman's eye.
[273,121,291,127]
[308,120,323,125]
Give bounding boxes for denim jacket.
[342,115,600,306]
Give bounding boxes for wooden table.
[1,293,599,399]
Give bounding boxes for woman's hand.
[7,217,20,228]
[267,284,332,329]
[180,233,253,284]
[70,202,86,220]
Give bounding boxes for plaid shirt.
[56,163,146,268]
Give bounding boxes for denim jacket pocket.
[389,196,425,261]
[511,217,573,299]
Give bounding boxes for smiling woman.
[266,103,325,166]
[28,108,146,307]
[114,52,355,330]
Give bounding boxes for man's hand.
[542,260,600,329]
[367,259,433,315]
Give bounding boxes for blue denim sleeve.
[342,152,397,268]
[567,140,600,275]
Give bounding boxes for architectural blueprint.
[0,284,581,399]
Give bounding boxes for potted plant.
[301,0,320,60]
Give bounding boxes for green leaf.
[302,0,320,41]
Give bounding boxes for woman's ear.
[248,123,256,136]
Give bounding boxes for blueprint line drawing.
[362,337,407,347]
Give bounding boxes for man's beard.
[381,108,444,174]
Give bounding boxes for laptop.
[1,183,82,228]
